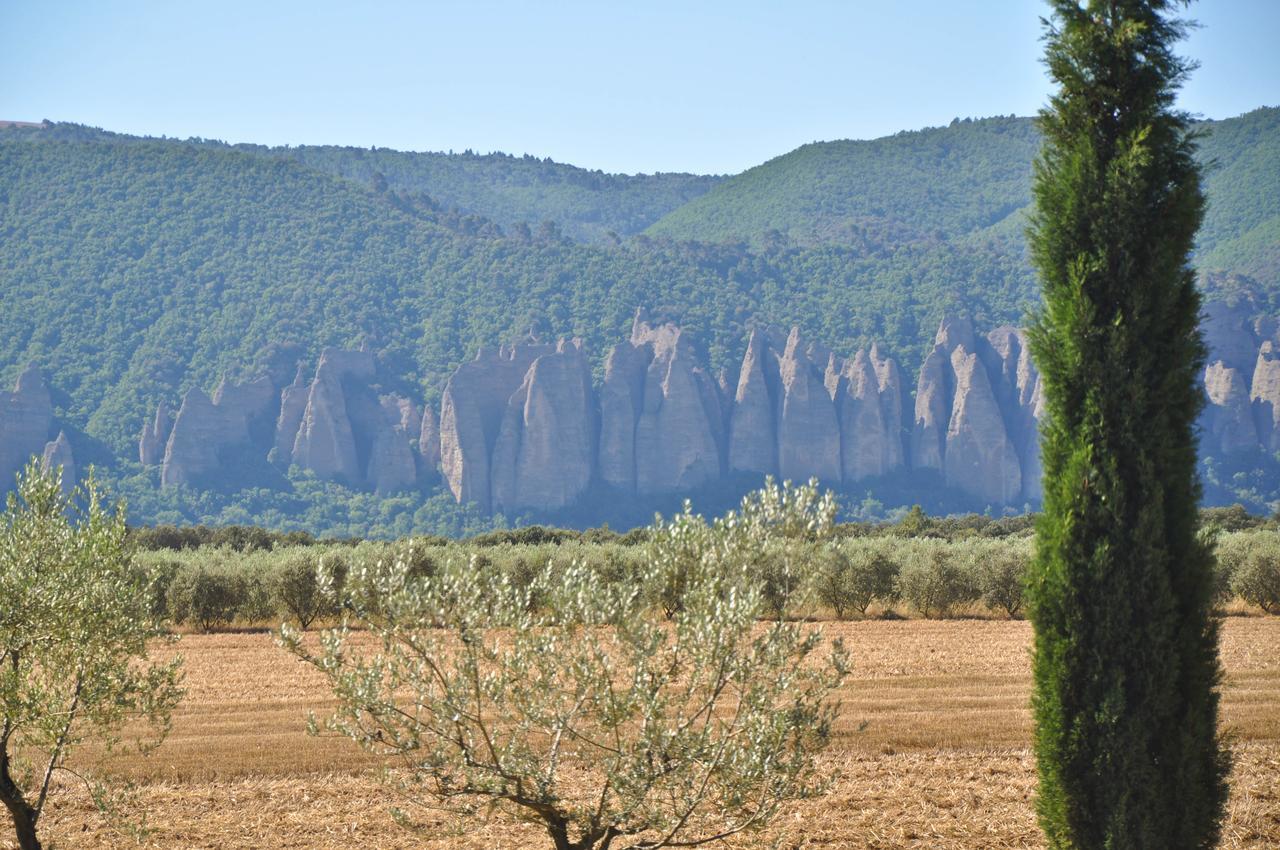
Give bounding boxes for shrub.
[168,568,246,632]
[961,539,1031,618]
[898,544,976,619]
[1230,533,1280,614]
[817,542,898,619]
[274,554,326,628]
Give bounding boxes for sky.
[2,1,1277,175]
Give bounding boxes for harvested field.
[22,618,1280,849]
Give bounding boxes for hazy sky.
[3,1,1277,174]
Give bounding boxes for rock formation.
[104,298,1280,514]
[601,311,725,495]
[439,339,556,509]
[368,395,421,494]
[272,367,309,465]
[1252,341,1280,452]
[777,328,841,482]
[160,388,221,487]
[161,374,280,487]
[41,431,75,493]
[834,349,892,481]
[0,365,54,489]
[491,339,595,512]
[1204,361,1259,454]
[290,349,376,485]
[728,328,781,476]
[418,406,441,478]
[943,346,1023,505]
[909,318,1030,503]
[139,400,172,466]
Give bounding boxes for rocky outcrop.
[911,346,952,471]
[418,406,441,478]
[161,388,221,487]
[909,318,1030,503]
[983,327,1044,501]
[368,395,421,494]
[0,365,53,489]
[160,372,282,487]
[1204,361,1259,454]
[41,431,75,492]
[272,367,309,465]
[139,400,172,466]
[835,350,892,481]
[944,346,1023,505]
[728,328,781,476]
[777,328,841,482]
[290,349,377,485]
[1252,341,1280,453]
[439,339,556,509]
[491,339,595,512]
[870,343,908,469]
[601,311,725,494]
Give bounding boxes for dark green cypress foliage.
[1026,2,1229,848]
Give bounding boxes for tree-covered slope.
[646,108,1280,286]
[0,121,721,244]
[646,116,1042,247]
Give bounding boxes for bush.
[275,554,326,628]
[961,539,1031,618]
[898,544,977,619]
[817,542,898,618]
[1230,533,1280,614]
[168,568,247,632]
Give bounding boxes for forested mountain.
[0,108,1276,536]
[647,108,1280,292]
[0,121,722,243]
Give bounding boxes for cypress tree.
[1026,2,1229,848]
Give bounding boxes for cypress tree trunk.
[1026,2,1229,848]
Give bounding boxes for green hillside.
[646,108,1280,287]
[0,121,721,243]
[648,115,1041,247]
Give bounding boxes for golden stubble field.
[21,618,1280,849]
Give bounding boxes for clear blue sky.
[2,0,1276,175]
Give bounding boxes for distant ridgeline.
[1,108,1278,534]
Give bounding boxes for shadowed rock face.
[418,406,441,479]
[161,373,279,487]
[777,328,841,483]
[1253,341,1280,452]
[291,349,377,485]
[368,395,421,494]
[911,346,952,471]
[944,346,1023,505]
[601,311,725,495]
[139,400,172,466]
[0,365,53,488]
[41,431,75,493]
[439,339,557,509]
[491,339,596,513]
[835,349,892,482]
[1205,361,1260,454]
[272,367,309,466]
[728,328,781,476]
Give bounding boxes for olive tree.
[1,463,183,850]
[282,480,848,850]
